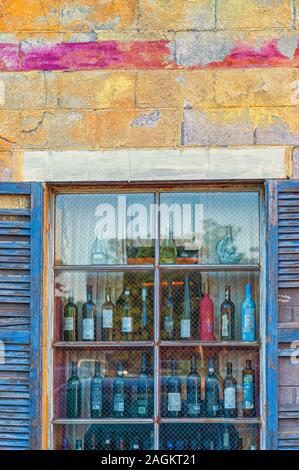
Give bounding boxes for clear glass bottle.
[121,288,134,341]
[180,274,192,340]
[163,280,175,340]
[160,213,177,264]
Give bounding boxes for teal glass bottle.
[241,283,256,341]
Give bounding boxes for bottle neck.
[117,363,124,377]
[71,362,77,376]
[95,361,101,375]
[190,355,196,373]
[87,286,92,302]
[171,361,177,376]
[246,360,252,370]
[226,363,232,376]
[184,276,190,318]
[225,286,231,301]
[245,284,252,299]
[141,353,147,374]
[105,287,111,303]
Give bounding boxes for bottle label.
[164,317,174,334]
[168,392,182,412]
[244,308,255,333]
[224,386,236,409]
[186,403,201,415]
[180,319,191,338]
[103,309,113,329]
[91,387,102,411]
[222,314,229,337]
[64,317,74,332]
[122,317,133,333]
[83,318,95,340]
[113,394,125,412]
[137,400,147,415]
[243,375,254,409]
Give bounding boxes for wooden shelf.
[52,417,260,425]
[53,340,259,348]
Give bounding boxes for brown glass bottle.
[220,285,235,341]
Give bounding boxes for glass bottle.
[90,228,109,265]
[160,213,177,264]
[216,226,241,264]
[241,283,256,341]
[113,362,126,418]
[66,361,81,418]
[205,359,220,417]
[223,362,237,418]
[186,354,201,417]
[90,361,103,418]
[163,280,174,340]
[101,286,114,341]
[220,285,235,341]
[82,285,96,341]
[167,360,182,418]
[103,436,112,450]
[180,274,192,340]
[121,288,134,341]
[63,290,78,342]
[140,287,149,340]
[242,360,255,417]
[200,282,215,341]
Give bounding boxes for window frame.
[45,182,269,450]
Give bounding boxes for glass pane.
[160,424,259,450]
[159,192,259,265]
[55,193,155,265]
[161,270,259,341]
[161,346,259,419]
[54,424,155,450]
[55,271,154,342]
[53,347,154,420]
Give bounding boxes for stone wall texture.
[0,0,297,179]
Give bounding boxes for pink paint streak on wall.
[0,39,298,71]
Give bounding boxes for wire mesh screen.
[53,347,154,420]
[159,192,259,265]
[161,347,259,419]
[55,193,155,266]
[54,424,155,450]
[55,271,154,342]
[160,424,259,450]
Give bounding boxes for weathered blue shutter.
[268,180,299,450]
[0,183,43,450]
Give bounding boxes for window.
[51,186,262,450]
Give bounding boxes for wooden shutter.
[0,183,43,450]
[270,180,299,450]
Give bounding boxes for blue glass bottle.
[241,283,256,341]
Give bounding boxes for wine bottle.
[90,361,103,418]
[140,287,149,340]
[82,285,96,341]
[223,362,237,418]
[75,439,83,450]
[220,285,235,341]
[222,425,231,451]
[163,281,174,340]
[103,436,112,450]
[121,288,134,341]
[113,362,126,418]
[160,213,177,264]
[167,360,182,418]
[136,352,152,418]
[242,360,255,417]
[180,274,192,340]
[185,355,201,417]
[63,291,78,341]
[205,359,220,417]
[101,286,114,341]
[241,283,256,341]
[200,282,215,341]
[66,361,81,418]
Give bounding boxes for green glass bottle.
[121,288,134,341]
[63,291,78,342]
[113,362,126,418]
[140,287,150,340]
[66,361,81,418]
[90,361,103,418]
[82,285,96,341]
[160,213,177,264]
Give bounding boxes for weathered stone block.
[254,108,299,145]
[96,109,178,148]
[0,111,20,150]
[136,70,215,108]
[292,149,299,179]
[0,151,11,181]
[215,68,297,107]
[139,0,215,30]
[61,0,137,31]
[182,108,254,146]
[57,71,135,109]
[20,110,97,149]
[217,0,293,29]
[0,0,60,32]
